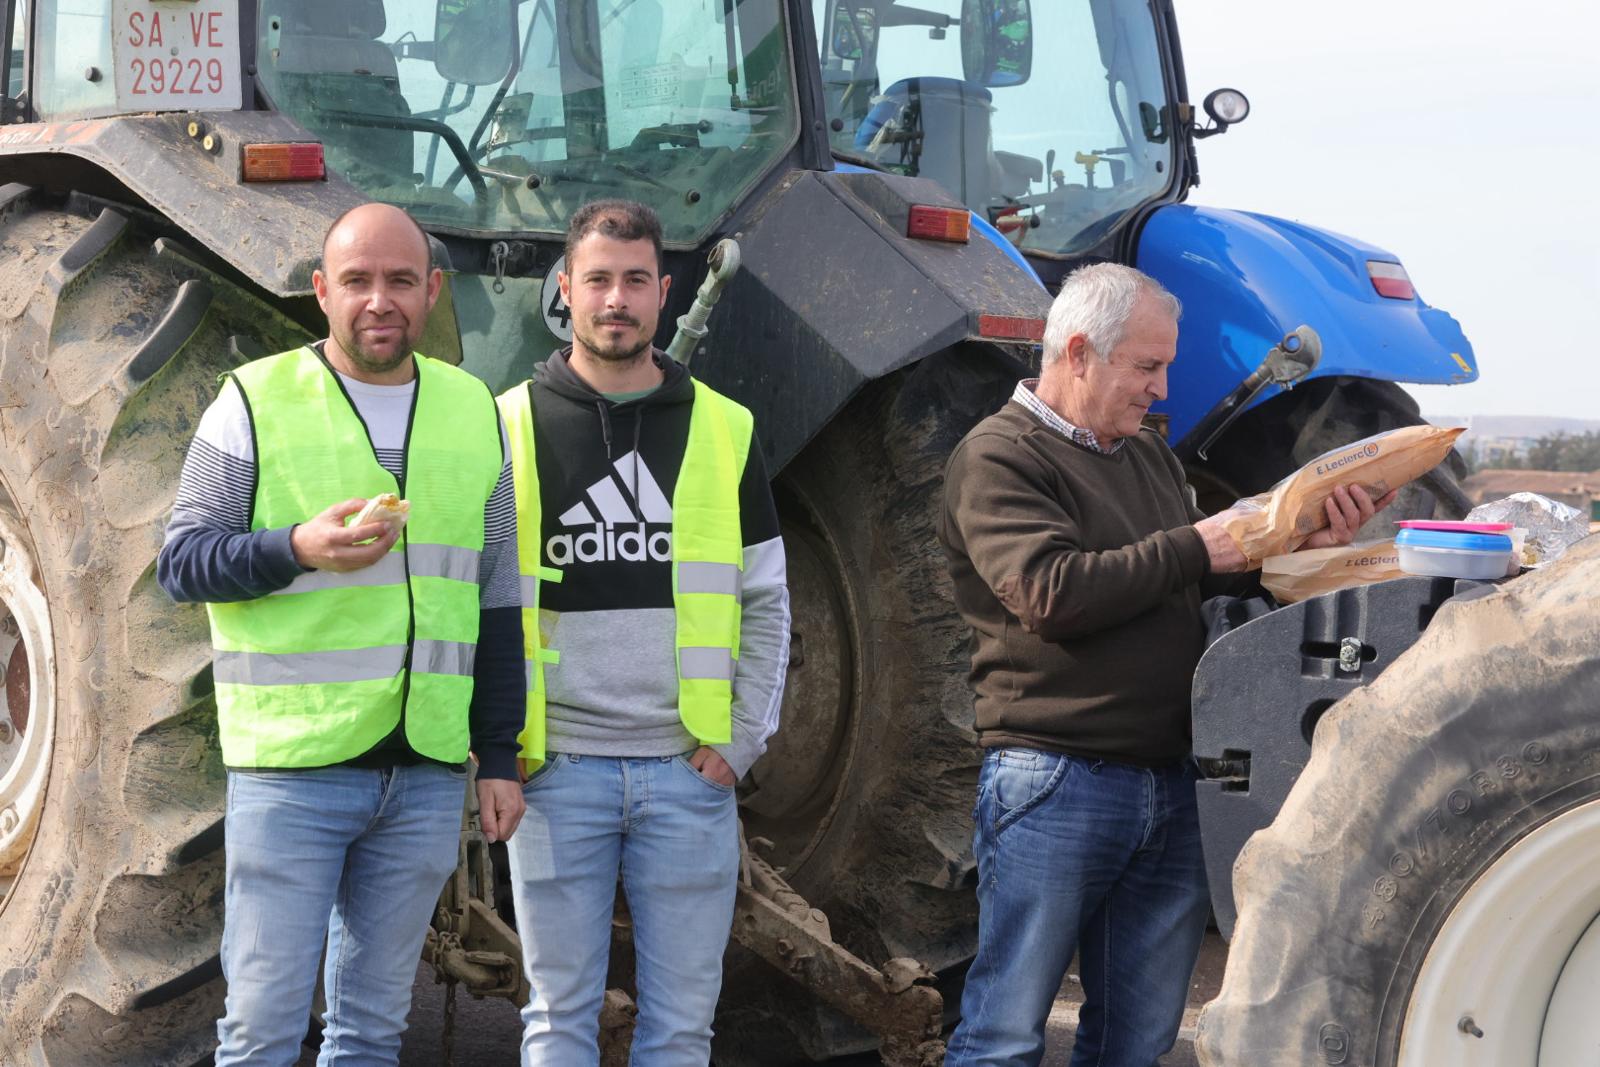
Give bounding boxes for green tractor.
[0,2,1041,1061]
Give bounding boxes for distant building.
[1469,435,1537,467]
[1427,414,1600,471]
[1462,469,1600,521]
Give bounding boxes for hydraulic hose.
[666,239,742,366]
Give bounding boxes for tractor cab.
[815,0,1188,261]
[254,0,801,245]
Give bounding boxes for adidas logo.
[546,451,673,565]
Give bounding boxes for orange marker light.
[907,205,971,243]
[241,143,326,182]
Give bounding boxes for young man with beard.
[159,203,526,1065]
[498,199,790,1065]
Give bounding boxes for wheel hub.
[0,503,54,893]
[1399,797,1600,1066]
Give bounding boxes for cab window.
[35,0,116,118]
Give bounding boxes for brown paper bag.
[1218,425,1464,564]
[1260,540,1404,604]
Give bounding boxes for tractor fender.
[693,167,1050,470]
[1137,203,1478,444]
[0,111,367,297]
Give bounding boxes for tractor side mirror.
[828,2,864,61]
[959,0,1032,88]
[434,0,517,86]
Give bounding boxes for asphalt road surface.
[295,935,1223,1066]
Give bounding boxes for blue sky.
[1177,0,1600,420]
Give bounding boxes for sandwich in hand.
[353,492,410,535]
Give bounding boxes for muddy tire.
[0,186,310,1065]
[1196,534,1600,1067]
[713,348,1016,1063]
[1192,376,1471,524]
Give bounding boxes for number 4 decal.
[540,255,573,342]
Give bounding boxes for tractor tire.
[0,186,310,1065]
[714,347,1018,1063]
[1192,376,1471,526]
[1196,533,1600,1067]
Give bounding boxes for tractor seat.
[855,76,1000,207]
[261,0,414,182]
[270,0,397,80]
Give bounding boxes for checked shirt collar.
[1012,379,1122,455]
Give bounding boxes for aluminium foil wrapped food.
[1466,492,1591,566]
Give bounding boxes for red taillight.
[907,204,970,243]
[241,143,326,182]
[1367,260,1416,300]
[977,314,1046,342]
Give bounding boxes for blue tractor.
[0,0,1487,1064]
[824,0,1475,514]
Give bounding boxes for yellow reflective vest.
[206,346,502,767]
[496,377,751,766]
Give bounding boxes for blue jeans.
[945,748,1210,1067]
[215,763,466,1067]
[505,753,740,1066]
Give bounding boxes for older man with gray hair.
[937,263,1384,1066]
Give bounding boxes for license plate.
[112,0,242,112]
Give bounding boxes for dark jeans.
[945,748,1211,1067]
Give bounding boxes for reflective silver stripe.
[270,554,405,596]
[412,639,477,677]
[678,561,741,596]
[408,544,481,583]
[679,646,735,681]
[213,646,406,686]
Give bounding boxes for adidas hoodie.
[521,349,789,778]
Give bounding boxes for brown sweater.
[938,400,1216,766]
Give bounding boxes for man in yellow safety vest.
[499,199,791,1063]
[159,203,527,1066]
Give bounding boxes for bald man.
[159,203,525,1066]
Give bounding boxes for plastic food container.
[1395,528,1513,579]
[1395,520,1513,534]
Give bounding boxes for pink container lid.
[1395,520,1515,533]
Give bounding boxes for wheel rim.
[0,492,55,896]
[1399,797,1600,1066]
